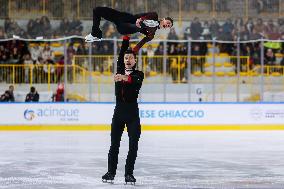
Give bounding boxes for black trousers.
[92,7,140,37]
[108,102,141,175]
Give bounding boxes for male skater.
[85,7,173,53]
[101,35,144,185]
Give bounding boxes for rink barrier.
[0,102,284,130]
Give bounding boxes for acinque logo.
[24,109,36,121]
[23,107,79,121]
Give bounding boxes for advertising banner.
[0,103,283,125]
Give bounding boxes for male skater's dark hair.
[125,48,137,59]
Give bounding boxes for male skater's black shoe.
[102,172,115,184]
[125,174,136,185]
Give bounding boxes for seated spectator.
[209,18,220,39]
[104,24,117,38]
[34,57,44,83]
[52,83,64,102]
[278,18,284,34]
[59,18,70,36]
[0,27,7,39]
[4,17,12,33]
[40,16,52,38]
[101,43,112,55]
[264,19,275,37]
[191,44,204,73]
[184,26,191,40]
[0,91,12,102]
[27,19,35,37]
[222,18,234,35]
[67,43,76,55]
[9,47,21,64]
[0,85,15,102]
[0,44,9,64]
[190,17,203,40]
[33,18,43,37]
[265,48,276,65]
[6,19,22,38]
[42,43,54,63]
[168,28,178,40]
[23,53,34,83]
[254,18,265,36]
[25,86,39,102]
[250,28,263,40]
[267,27,281,40]
[43,59,55,83]
[76,43,88,55]
[216,27,225,40]
[234,18,244,32]
[30,44,42,63]
[239,25,250,41]
[69,17,83,35]
[201,28,212,40]
[155,43,164,55]
[245,17,254,33]
[167,27,179,48]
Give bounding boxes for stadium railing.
[0,36,283,102]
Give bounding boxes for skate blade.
[125,182,135,185]
[85,38,101,43]
[102,179,114,184]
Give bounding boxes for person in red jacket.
[85,7,173,53]
[52,83,64,102]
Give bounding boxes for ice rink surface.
[0,131,284,189]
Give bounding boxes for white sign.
[0,103,283,125]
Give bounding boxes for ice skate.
[125,174,136,185]
[84,33,101,42]
[102,172,115,184]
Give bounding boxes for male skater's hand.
[136,18,142,28]
[114,74,129,82]
[114,74,122,82]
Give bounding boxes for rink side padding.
[0,102,284,130]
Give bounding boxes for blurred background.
[0,0,284,103]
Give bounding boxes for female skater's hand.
[136,18,142,28]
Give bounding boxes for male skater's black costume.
[92,7,159,52]
[102,36,144,184]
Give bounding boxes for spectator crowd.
[0,15,284,85]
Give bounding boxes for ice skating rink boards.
[0,102,284,131]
